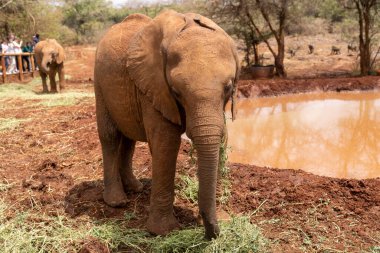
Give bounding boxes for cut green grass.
[177,175,198,203]
[0,80,93,107]
[151,216,268,253]
[0,199,267,253]
[369,246,380,253]
[0,209,91,253]
[0,118,30,132]
[0,181,13,192]
[38,97,79,107]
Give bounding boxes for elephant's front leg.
[146,120,182,235]
[58,64,65,90]
[49,71,58,93]
[40,71,48,93]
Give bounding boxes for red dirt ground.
[0,45,379,252]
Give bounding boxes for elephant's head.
[127,10,240,239]
[39,39,65,72]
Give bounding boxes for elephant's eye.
[171,86,181,99]
[224,81,233,95]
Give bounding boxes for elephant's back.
[95,14,151,70]
[34,41,45,52]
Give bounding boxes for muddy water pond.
[227,91,380,179]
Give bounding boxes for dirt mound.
[79,239,110,253]
[229,164,380,252]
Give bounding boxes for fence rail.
[0,53,37,83]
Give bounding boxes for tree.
[206,0,297,77]
[250,0,295,77]
[206,1,271,66]
[0,0,38,39]
[0,0,76,44]
[63,0,112,44]
[350,0,379,75]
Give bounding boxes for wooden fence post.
[17,54,23,82]
[30,53,35,77]
[1,54,6,83]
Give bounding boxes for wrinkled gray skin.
[34,39,65,93]
[94,10,240,240]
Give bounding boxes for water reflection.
[227,91,380,179]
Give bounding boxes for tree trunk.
[356,0,375,75]
[253,43,259,65]
[361,4,371,75]
[274,55,286,77]
[5,22,10,37]
[275,29,287,77]
[245,43,251,66]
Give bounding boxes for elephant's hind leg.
[120,136,143,192]
[97,96,128,207]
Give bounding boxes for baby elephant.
[331,46,341,55]
[34,39,66,93]
[308,44,314,54]
[95,10,239,240]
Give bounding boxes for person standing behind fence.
[22,42,33,72]
[14,37,23,72]
[1,39,9,74]
[6,36,18,74]
[33,34,40,45]
[32,34,40,70]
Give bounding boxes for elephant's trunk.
[41,58,51,72]
[188,110,223,240]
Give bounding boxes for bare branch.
[0,0,14,9]
[256,0,279,42]
[245,5,277,57]
[370,45,380,69]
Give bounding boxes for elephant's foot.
[202,215,220,240]
[122,177,143,192]
[146,211,180,235]
[103,186,128,207]
[42,89,49,94]
[50,89,58,94]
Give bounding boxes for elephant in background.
[94,10,240,239]
[34,39,66,93]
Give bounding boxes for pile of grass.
[0,79,93,108]
[0,118,30,132]
[0,207,90,252]
[177,175,198,203]
[0,181,13,192]
[151,216,268,253]
[0,198,267,252]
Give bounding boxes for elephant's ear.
[184,13,227,34]
[127,10,187,126]
[231,42,241,121]
[56,43,65,64]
